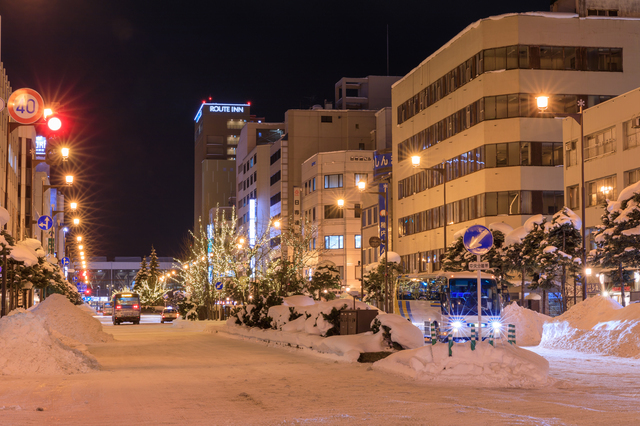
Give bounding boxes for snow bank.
[77,303,98,316]
[540,296,640,358]
[501,302,551,346]
[375,314,424,349]
[373,341,551,388]
[0,311,98,375]
[32,294,113,344]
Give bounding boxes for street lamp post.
[337,197,364,300]
[537,96,588,302]
[410,155,447,250]
[356,181,391,312]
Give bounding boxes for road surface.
[1,319,639,425]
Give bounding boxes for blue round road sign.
[61,257,70,266]
[37,215,53,231]
[463,225,494,255]
[215,281,223,291]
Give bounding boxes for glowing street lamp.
[76,236,82,242]
[73,218,80,226]
[70,202,78,210]
[65,175,74,185]
[537,94,587,303]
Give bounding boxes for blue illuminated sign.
[35,136,47,156]
[194,103,250,121]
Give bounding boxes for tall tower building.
[392,12,640,275]
[193,102,250,229]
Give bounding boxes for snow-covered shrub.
[232,291,282,329]
[371,314,425,350]
[320,304,349,337]
[177,294,198,321]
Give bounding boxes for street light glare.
[536,96,549,112]
[70,202,78,210]
[77,236,82,242]
[337,199,345,207]
[65,175,74,185]
[357,181,366,191]
[61,147,70,160]
[411,155,421,167]
[73,218,80,225]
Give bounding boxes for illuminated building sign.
[35,136,47,157]
[194,103,250,121]
[210,105,244,113]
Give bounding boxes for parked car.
[161,307,179,323]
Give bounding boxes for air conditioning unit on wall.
[632,116,640,129]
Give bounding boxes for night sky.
[0,0,549,258]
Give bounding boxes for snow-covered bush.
[232,291,282,328]
[177,293,199,321]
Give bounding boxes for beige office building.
[563,86,640,303]
[392,11,640,275]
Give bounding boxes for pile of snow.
[0,311,98,375]
[374,314,425,349]
[501,302,551,346]
[540,296,640,358]
[32,294,113,344]
[227,296,427,360]
[373,341,551,388]
[267,298,376,336]
[77,303,98,316]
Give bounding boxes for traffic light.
[84,289,91,295]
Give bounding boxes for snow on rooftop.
[392,12,580,90]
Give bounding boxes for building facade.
[392,12,640,275]
[563,86,640,304]
[193,102,251,229]
[300,150,375,290]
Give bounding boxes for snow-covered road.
[1,321,639,425]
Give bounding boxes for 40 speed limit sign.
[7,88,45,124]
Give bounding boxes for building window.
[354,173,368,187]
[227,119,245,129]
[324,235,344,249]
[624,120,640,150]
[311,177,316,191]
[565,140,578,167]
[321,116,333,123]
[567,185,579,210]
[584,126,616,160]
[270,149,281,165]
[324,205,344,219]
[270,192,281,207]
[270,171,281,186]
[312,207,316,221]
[355,235,361,249]
[625,167,640,187]
[586,175,617,207]
[324,174,343,189]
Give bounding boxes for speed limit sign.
[7,88,45,124]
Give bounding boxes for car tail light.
[116,305,122,309]
[133,304,139,309]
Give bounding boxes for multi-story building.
[301,150,375,290]
[236,122,284,234]
[193,102,252,229]
[335,76,401,110]
[392,11,640,275]
[562,86,640,303]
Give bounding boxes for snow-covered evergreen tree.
[307,265,341,300]
[147,246,160,290]
[590,182,640,306]
[535,207,582,312]
[133,256,149,291]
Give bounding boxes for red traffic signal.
[84,289,91,295]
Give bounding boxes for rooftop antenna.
[386,24,389,76]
